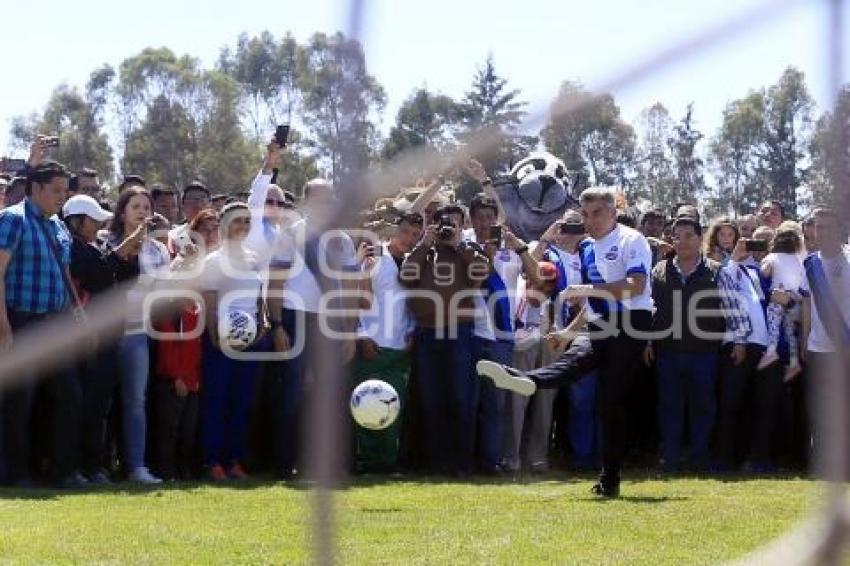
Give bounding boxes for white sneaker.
[476,360,536,396]
[129,467,163,485]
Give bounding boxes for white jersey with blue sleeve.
[579,223,654,316]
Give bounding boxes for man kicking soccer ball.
[478,187,654,498]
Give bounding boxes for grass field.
[0,472,818,564]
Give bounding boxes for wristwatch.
[515,245,529,255]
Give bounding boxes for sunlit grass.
[0,472,817,564]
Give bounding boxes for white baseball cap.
[63,194,113,222]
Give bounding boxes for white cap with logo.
[62,194,113,222]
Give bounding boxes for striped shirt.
[0,199,71,314]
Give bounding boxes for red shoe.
[229,463,249,480]
[208,464,228,481]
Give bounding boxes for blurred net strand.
[308,1,367,565]
[739,1,850,564]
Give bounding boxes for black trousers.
[527,310,652,486]
[715,343,784,469]
[807,351,850,480]
[151,377,199,480]
[79,344,119,474]
[3,310,81,483]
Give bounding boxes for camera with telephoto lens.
[437,215,455,241]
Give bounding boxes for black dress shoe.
[591,482,619,498]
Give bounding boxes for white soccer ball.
[350,379,401,431]
[219,309,258,350]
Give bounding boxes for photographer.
[399,204,490,475]
[466,193,539,474]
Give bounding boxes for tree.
[193,71,262,191]
[381,88,460,161]
[668,104,709,209]
[8,82,114,179]
[809,85,850,212]
[457,55,535,174]
[634,102,677,206]
[114,47,203,156]
[122,95,197,187]
[218,32,302,142]
[297,32,386,186]
[115,49,265,192]
[709,92,767,216]
[541,81,636,190]
[761,67,814,218]
[709,67,813,217]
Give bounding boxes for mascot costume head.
[491,152,578,242]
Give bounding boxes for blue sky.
[2,0,847,159]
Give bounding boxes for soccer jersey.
[464,231,523,341]
[579,223,653,316]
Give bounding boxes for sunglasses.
[266,198,294,209]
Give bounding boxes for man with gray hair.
[478,186,654,497]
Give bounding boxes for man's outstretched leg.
[477,335,597,396]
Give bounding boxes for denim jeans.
[474,338,513,471]
[656,349,719,470]
[413,323,477,474]
[202,334,268,468]
[119,333,151,471]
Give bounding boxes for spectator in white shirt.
[244,142,357,479]
[798,208,850,479]
[352,213,423,472]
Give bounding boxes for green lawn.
[0,473,818,564]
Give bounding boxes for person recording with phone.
[352,212,424,473]
[244,128,359,478]
[107,187,173,484]
[399,204,490,475]
[64,193,151,485]
[465,193,539,474]
[714,229,781,473]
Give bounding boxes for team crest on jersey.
[498,250,512,262]
[604,245,619,261]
